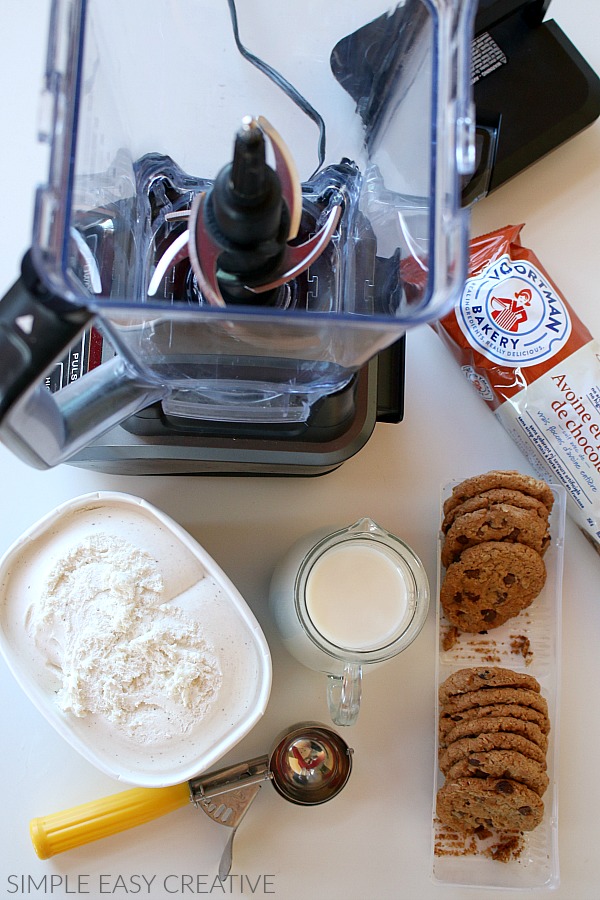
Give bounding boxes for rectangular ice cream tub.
[0,492,272,787]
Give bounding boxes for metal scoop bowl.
[211,723,353,877]
[30,722,353,874]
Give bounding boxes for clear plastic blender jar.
[0,0,476,468]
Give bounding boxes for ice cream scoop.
[30,722,353,876]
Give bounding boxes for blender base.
[64,340,405,476]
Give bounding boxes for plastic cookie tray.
[431,482,566,891]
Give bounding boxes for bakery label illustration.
[456,253,572,367]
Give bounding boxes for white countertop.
[1,2,600,898]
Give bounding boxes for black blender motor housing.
[466,0,600,202]
[329,0,600,205]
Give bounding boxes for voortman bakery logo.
[457,254,571,366]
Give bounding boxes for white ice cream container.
[0,492,272,786]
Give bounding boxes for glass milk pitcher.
[269,518,430,726]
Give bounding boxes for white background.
[1,2,600,898]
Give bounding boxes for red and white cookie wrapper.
[431,223,600,553]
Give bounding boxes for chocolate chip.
[482,608,498,622]
[495,780,514,794]
[518,806,532,816]
[465,568,481,578]
[503,573,517,586]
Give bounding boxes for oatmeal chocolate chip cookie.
[436,776,544,833]
[436,666,550,839]
[444,750,549,797]
[441,488,550,534]
[439,732,547,773]
[439,715,548,753]
[443,470,554,520]
[439,541,547,632]
[439,702,550,739]
[440,686,548,718]
[439,666,541,705]
[441,503,551,567]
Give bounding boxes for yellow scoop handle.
[30,782,190,859]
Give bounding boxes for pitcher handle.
[0,252,166,468]
[327,663,362,727]
[0,252,91,423]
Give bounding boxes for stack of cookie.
[436,666,550,835]
[440,470,554,632]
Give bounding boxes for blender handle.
[0,251,166,468]
[0,251,92,420]
[30,783,191,859]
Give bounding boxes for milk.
[269,520,429,680]
[305,541,409,651]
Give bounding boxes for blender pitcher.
[0,0,477,470]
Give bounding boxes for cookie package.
[431,224,600,555]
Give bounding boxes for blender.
[0,0,477,474]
